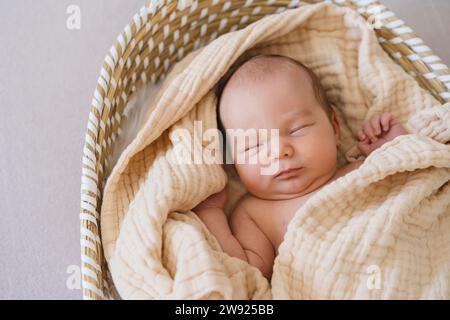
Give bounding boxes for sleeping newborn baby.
[193,54,407,280]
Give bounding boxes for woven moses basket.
[80,0,450,300]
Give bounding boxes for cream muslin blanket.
[100,3,450,299]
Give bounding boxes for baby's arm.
[356,112,408,157]
[229,201,275,280]
[193,190,274,280]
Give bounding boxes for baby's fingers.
[357,138,372,157]
[370,114,382,136]
[363,121,377,142]
[357,128,366,141]
[380,112,392,131]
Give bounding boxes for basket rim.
[80,0,450,300]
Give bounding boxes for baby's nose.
[280,142,294,159]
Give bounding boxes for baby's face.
[220,66,340,200]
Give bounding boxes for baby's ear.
[330,105,341,144]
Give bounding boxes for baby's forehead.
[217,55,323,131]
[227,56,312,89]
[221,60,314,114]
[222,59,312,103]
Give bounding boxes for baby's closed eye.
[245,143,259,152]
[245,140,270,153]
[289,126,304,134]
[289,123,314,135]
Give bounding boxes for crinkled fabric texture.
[100,3,450,299]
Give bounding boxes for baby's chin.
[248,169,335,200]
[269,183,313,200]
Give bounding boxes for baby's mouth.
[275,167,304,180]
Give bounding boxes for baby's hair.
[215,54,332,153]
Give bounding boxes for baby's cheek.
[236,163,271,194]
[316,141,338,172]
[303,136,337,168]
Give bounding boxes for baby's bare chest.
[248,196,311,254]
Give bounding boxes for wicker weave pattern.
[80,0,450,300]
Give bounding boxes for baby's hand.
[356,112,408,157]
[193,188,227,211]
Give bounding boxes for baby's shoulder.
[232,193,255,213]
[333,160,364,181]
[228,194,256,228]
[231,194,268,220]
